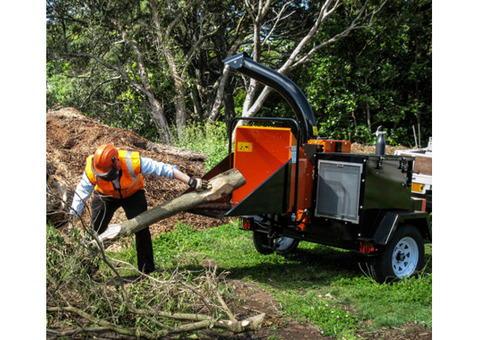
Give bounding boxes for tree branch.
[241,0,387,118]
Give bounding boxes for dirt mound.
[47,107,229,245]
[350,142,408,155]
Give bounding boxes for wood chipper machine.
[190,53,432,283]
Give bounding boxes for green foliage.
[47,0,431,147]
[47,61,88,108]
[299,0,432,146]
[280,289,358,338]
[173,122,229,171]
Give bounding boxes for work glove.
[188,178,212,191]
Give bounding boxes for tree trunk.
[164,46,188,140]
[240,0,385,120]
[223,78,236,128]
[149,0,198,141]
[191,85,203,120]
[147,95,172,144]
[111,16,173,144]
[207,64,231,123]
[366,102,371,132]
[96,169,245,244]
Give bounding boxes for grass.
[110,221,432,339]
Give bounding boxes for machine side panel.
[226,161,291,216]
[363,157,413,211]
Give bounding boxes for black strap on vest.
[112,170,123,199]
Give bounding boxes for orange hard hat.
[92,144,121,176]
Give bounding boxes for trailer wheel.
[370,224,424,283]
[274,237,299,255]
[252,232,299,255]
[252,231,274,255]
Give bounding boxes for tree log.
[96,168,245,244]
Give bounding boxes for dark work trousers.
[90,189,155,273]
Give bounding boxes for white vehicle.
[395,137,432,211]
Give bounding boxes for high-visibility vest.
[85,150,144,199]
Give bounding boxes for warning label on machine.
[237,142,253,152]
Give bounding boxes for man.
[70,144,210,274]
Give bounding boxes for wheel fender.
[372,212,400,246]
[372,211,431,246]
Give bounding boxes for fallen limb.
[47,305,265,337]
[216,313,266,332]
[48,229,267,339]
[95,168,245,245]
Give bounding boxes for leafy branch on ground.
[46,180,264,339]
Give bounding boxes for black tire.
[252,231,274,255]
[369,224,425,283]
[252,231,299,255]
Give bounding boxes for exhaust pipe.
[376,125,386,156]
[223,53,316,142]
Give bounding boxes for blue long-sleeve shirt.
[70,157,178,216]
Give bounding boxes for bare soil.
[46,108,430,339]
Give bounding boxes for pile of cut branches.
[46,150,261,338]
[46,221,264,339]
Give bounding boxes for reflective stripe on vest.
[85,150,144,198]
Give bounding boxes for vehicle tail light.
[359,241,375,254]
[242,219,252,230]
[412,197,427,212]
[411,182,424,193]
[419,198,427,212]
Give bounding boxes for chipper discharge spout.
[223,52,316,143]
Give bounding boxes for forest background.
[46,0,432,147]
